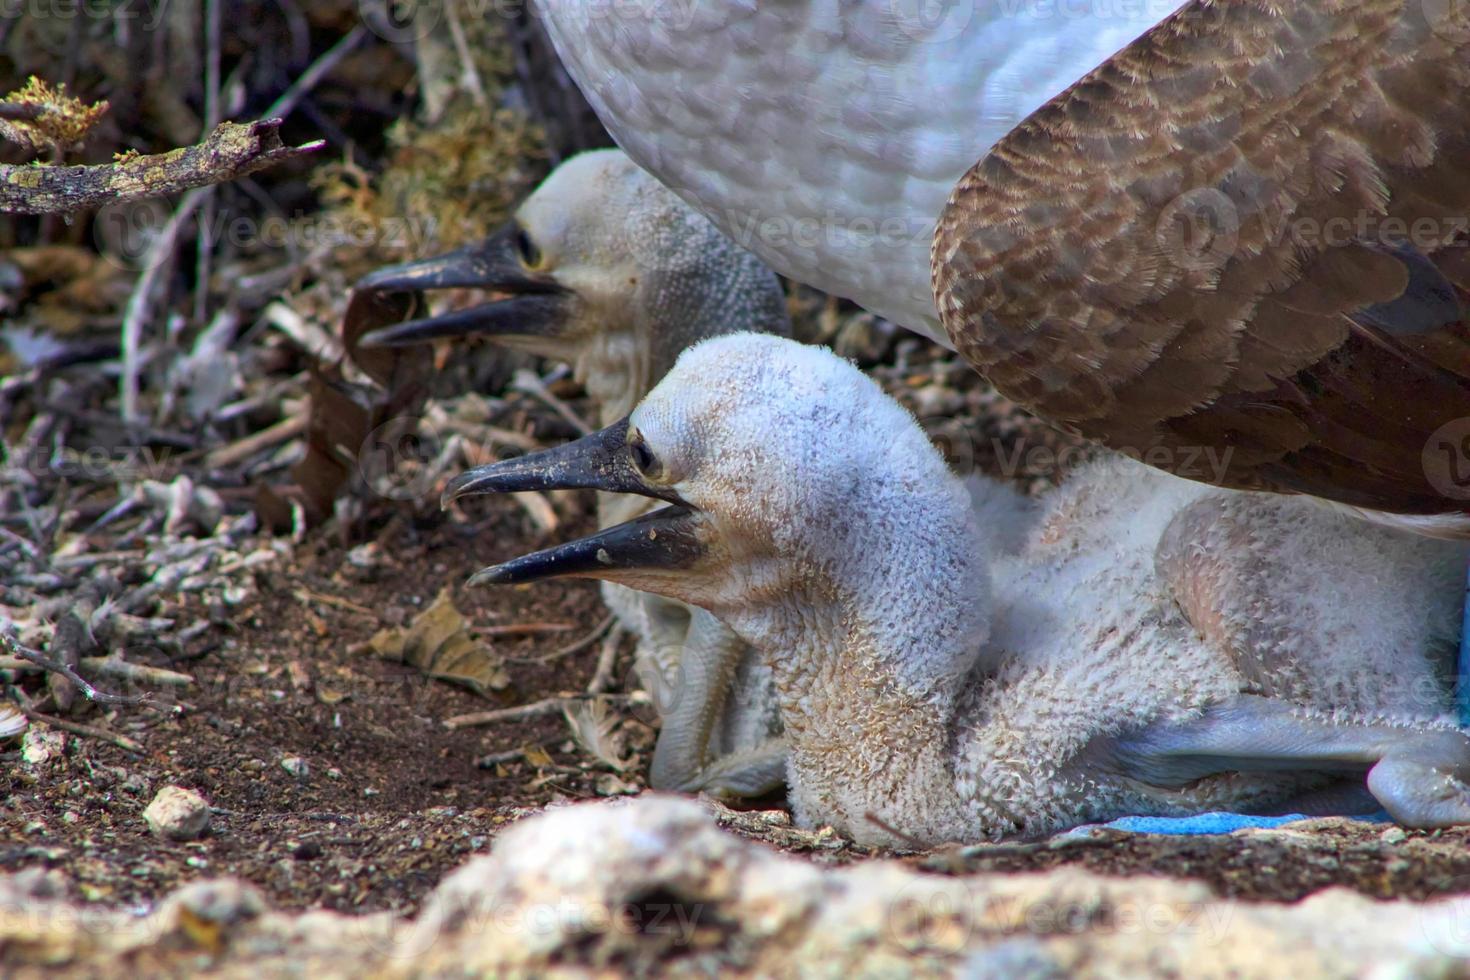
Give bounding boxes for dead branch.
[0,102,44,122]
[0,624,148,706]
[0,656,194,687]
[0,118,323,215]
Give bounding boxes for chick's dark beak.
[353,221,572,348]
[468,506,705,586]
[443,418,706,587]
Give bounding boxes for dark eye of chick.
[628,435,658,476]
[513,226,542,268]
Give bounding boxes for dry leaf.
[522,744,555,769]
[562,696,633,772]
[257,288,431,530]
[365,588,509,696]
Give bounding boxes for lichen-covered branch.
[0,118,324,215]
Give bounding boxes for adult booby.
[442,334,1470,845]
[356,150,789,797]
[530,0,1470,525]
[534,0,1184,344]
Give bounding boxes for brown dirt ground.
[6,342,1470,918]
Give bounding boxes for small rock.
[143,785,212,841]
[20,725,66,766]
[280,756,309,779]
[1380,826,1408,845]
[346,543,380,571]
[291,840,322,861]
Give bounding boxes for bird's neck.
[713,476,993,846]
[574,328,650,429]
[584,249,791,450]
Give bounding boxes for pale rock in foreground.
[142,785,211,841]
[6,797,1470,977]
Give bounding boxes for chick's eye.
[628,434,658,476]
[513,226,542,268]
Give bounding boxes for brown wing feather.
[933,0,1470,515]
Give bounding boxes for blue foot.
[1065,810,1391,837]
[1094,812,1311,835]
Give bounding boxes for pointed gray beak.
[442,418,686,508]
[444,418,706,586]
[353,222,572,348]
[467,505,706,586]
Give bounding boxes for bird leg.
[1107,694,1470,828]
[644,605,786,799]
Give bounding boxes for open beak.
[443,419,707,586]
[353,222,572,347]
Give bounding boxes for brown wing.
[933,0,1470,515]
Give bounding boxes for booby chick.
[442,334,1470,846]
[356,150,790,798]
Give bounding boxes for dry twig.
[480,622,573,637]
[586,626,624,696]
[14,703,144,754]
[0,625,147,706]
[511,369,593,436]
[443,695,571,730]
[205,415,308,469]
[509,612,614,665]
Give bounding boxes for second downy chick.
[356,149,790,796]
